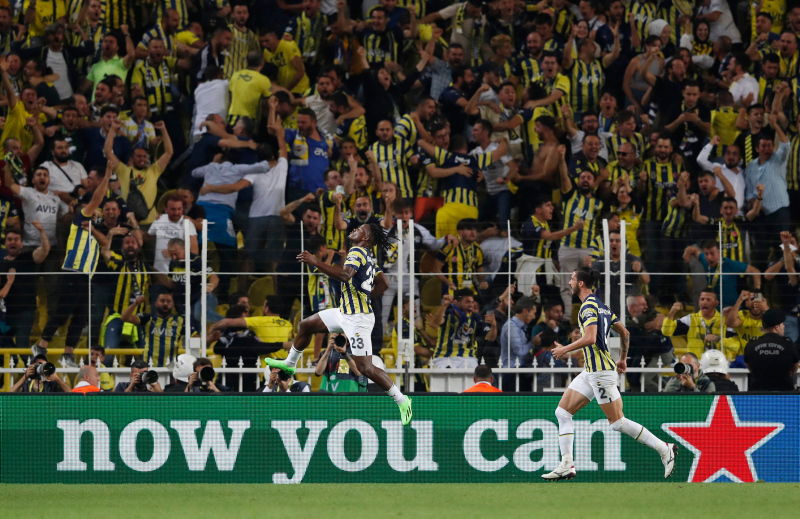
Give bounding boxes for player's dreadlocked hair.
[574,266,601,289]
[368,222,396,255]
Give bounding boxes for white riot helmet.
[173,354,197,382]
[700,349,728,375]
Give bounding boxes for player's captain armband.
[580,307,597,323]
[345,250,366,267]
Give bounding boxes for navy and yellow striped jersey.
[138,312,184,367]
[780,51,800,79]
[433,146,491,208]
[758,75,781,104]
[658,1,685,44]
[307,263,332,313]
[560,188,603,249]
[155,0,190,30]
[606,161,638,190]
[360,27,402,65]
[535,73,570,120]
[734,130,759,167]
[131,57,177,116]
[551,7,574,40]
[394,114,418,145]
[434,304,487,359]
[71,21,105,75]
[104,253,148,314]
[139,23,179,58]
[340,246,377,315]
[598,113,616,133]
[566,59,605,113]
[520,215,551,258]
[579,294,619,372]
[284,11,329,63]
[336,115,368,151]
[626,0,656,44]
[543,36,565,54]
[100,0,130,29]
[320,190,345,251]
[708,218,745,262]
[224,25,260,79]
[662,194,689,239]
[641,159,680,221]
[436,240,484,293]
[370,136,415,197]
[606,132,647,161]
[514,56,542,87]
[788,132,800,190]
[568,154,605,187]
[63,209,100,274]
[344,185,382,217]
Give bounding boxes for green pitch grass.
[2,483,799,518]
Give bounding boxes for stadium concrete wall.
[1,394,797,483]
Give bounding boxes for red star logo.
[663,396,783,482]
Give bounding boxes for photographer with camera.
[262,366,311,393]
[664,352,716,392]
[9,354,70,393]
[314,333,366,393]
[184,357,230,393]
[114,360,163,392]
[626,294,673,392]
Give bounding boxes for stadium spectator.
[0,226,49,349]
[683,241,761,309]
[499,296,536,389]
[431,290,497,369]
[89,345,115,390]
[661,288,739,359]
[120,294,186,368]
[147,194,198,277]
[315,334,367,392]
[744,310,800,391]
[529,300,570,347]
[462,364,502,393]
[9,354,69,393]
[71,365,102,393]
[591,229,649,316]
[725,290,768,365]
[114,359,163,393]
[625,294,672,392]
[663,352,716,392]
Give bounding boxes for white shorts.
[568,370,621,404]
[318,308,375,356]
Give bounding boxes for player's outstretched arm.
[297,251,356,283]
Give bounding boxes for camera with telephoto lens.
[135,369,159,389]
[674,362,694,377]
[334,335,347,347]
[33,362,56,380]
[198,366,215,386]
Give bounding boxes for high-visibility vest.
[71,384,101,394]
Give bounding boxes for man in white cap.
[700,349,739,391]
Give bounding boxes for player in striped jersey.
[542,266,677,481]
[266,222,413,425]
[368,120,416,198]
[224,4,259,79]
[32,161,113,367]
[562,22,620,117]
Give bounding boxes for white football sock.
[555,407,574,463]
[610,418,669,456]
[386,384,407,405]
[285,346,302,368]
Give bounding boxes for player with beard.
[542,266,677,481]
[265,223,413,424]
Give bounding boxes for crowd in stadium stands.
[2,0,800,394]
